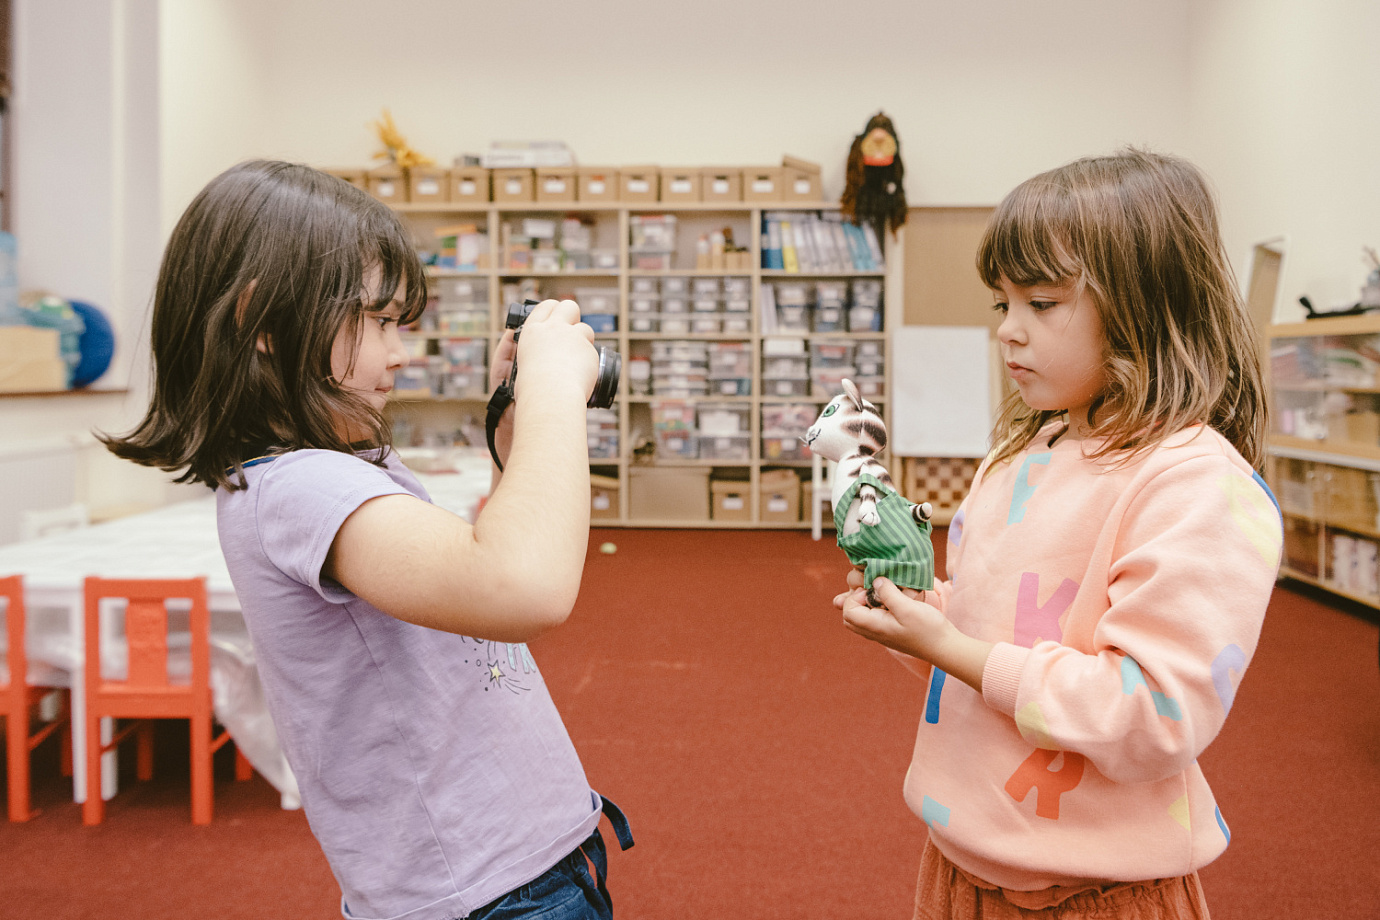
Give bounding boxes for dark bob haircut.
[102,160,427,490]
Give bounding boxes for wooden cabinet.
[1267,314,1380,606]
[382,198,901,528]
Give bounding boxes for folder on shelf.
[762,217,784,270]
[862,223,886,270]
[780,219,799,273]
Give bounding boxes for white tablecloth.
[0,449,495,807]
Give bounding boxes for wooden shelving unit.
[382,196,901,528]
[1267,313,1380,608]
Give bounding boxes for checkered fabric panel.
[901,457,980,516]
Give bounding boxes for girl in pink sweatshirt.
[837,149,1281,919]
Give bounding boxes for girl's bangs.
[978,182,1083,289]
[359,218,428,325]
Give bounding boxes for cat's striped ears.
[841,377,863,410]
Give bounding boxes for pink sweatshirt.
[907,423,1281,891]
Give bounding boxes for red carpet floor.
[1,527,1377,918]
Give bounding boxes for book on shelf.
[761,211,884,273]
[861,223,885,269]
[761,218,784,270]
[780,218,799,273]
[759,278,779,335]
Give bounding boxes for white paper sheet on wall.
[891,326,992,458]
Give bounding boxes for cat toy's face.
[802,382,885,462]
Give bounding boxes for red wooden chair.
[82,576,250,826]
[2,575,71,821]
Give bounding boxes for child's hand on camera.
[512,299,598,403]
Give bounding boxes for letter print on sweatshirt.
[1014,573,1078,647]
[1211,644,1247,714]
[1219,473,1283,565]
[1119,655,1183,720]
[1007,453,1051,525]
[1004,749,1086,820]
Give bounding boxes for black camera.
[484,299,621,469]
[503,300,621,410]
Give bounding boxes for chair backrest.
[0,575,22,698]
[20,503,89,542]
[83,577,210,700]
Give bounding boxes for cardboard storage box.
[367,165,407,203]
[591,474,620,520]
[409,166,450,204]
[323,167,367,190]
[759,468,801,523]
[492,168,535,203]
[629,466,710,521]
[450,167,491,203]
[536,167,577,203]
[701,168,742,203]
[0,326,67,392]
[781,156,822,203]
[619,166,660,203]
[578,167,619,202]
[1324,464,1378,532]
[743,167,784,203]
[660,168,702,203]
[710,479,752,522]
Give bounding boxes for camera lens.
[588,346,620,409]
[505,300,537,329]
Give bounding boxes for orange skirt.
[913,839,1211,920]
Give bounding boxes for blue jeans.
[466,796,634,920]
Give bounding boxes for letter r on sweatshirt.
[1005,749,1085,820]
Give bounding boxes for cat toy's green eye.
[821,403,838,418]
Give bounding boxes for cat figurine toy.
[803,378,935,607]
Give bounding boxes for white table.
[0,450,494,807]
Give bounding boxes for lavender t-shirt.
[217,449,600,920]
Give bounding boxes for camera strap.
[484,382,514,472]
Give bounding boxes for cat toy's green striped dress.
[834,472,935,593]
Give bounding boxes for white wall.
[4,0,187,521]
[163,0,1195,218]
[1188,0,1380,320]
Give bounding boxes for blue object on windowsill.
[68,300,114,388]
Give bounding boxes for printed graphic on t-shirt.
[462,638,537,694]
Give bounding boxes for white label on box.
[751,178,775,193]
[543,178,567,193]
[711,179,729,194]
[768,497,788,512]
[417,179,440,196]
[505,178,523,195]
[593,494,610,510]
[670,179,692,194]
[459,179,476,195]
[588,179,606,194]
[377,181,395,197]
[627,179,650,194]
[793,178,812,195]
[722,496,745,511]
[775,380,792,396]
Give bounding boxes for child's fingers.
[833,586,866,609]
[872,577,923,605]
[524,298,582,325]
